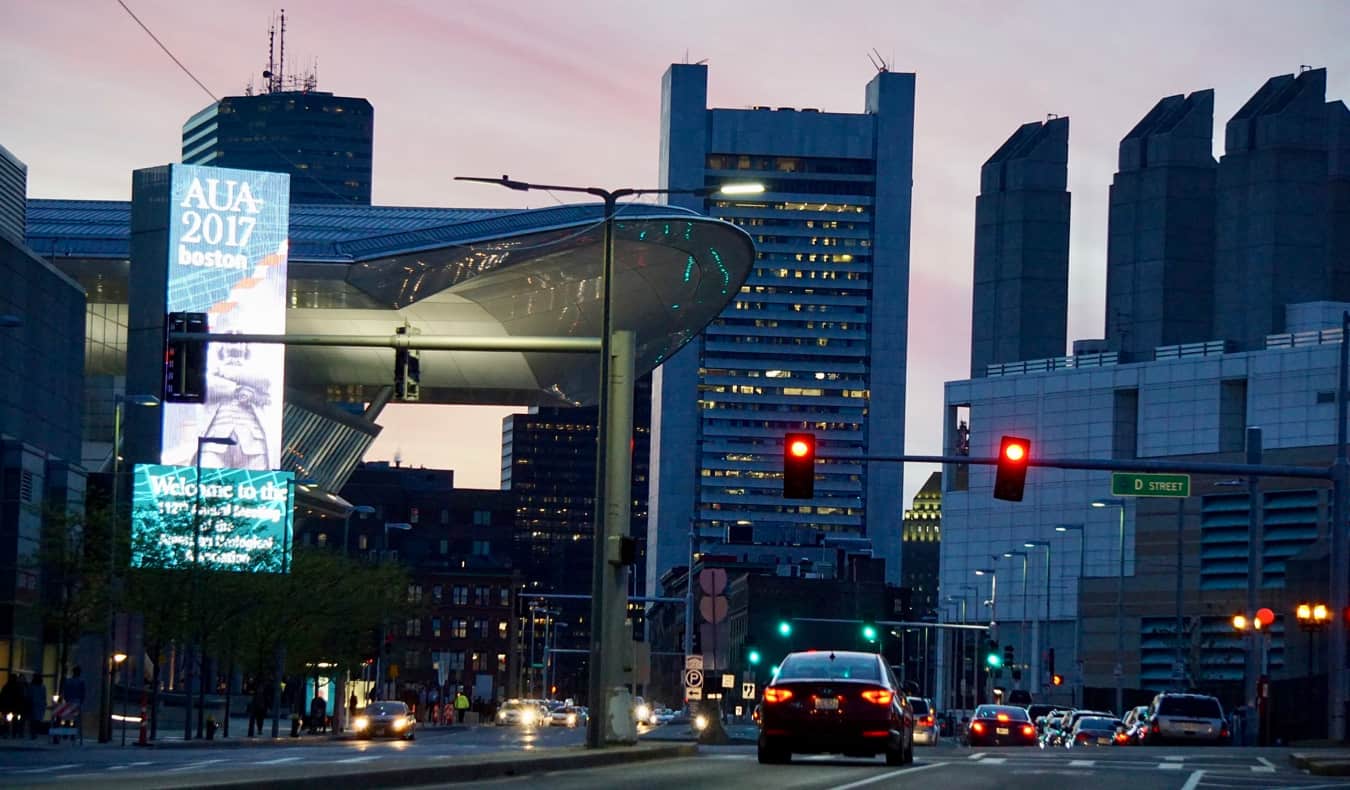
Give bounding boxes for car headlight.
[635,704,651,722]
[522,711,536,725]
[694,714,709,732]
[353,717,369,730]
[497,711,506,720]
[392,718,407,730]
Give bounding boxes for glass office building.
[649,64,915,589]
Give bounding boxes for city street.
[4,727,1349,789]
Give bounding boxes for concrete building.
[182,91,375,205]
[902,472,941,622]
[970,117,1070,377]
[1106,92,1217,361]
[650,63,916,592]
[0,144,25,241]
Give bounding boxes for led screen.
[132,463,294,573]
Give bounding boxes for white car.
[495,700,545,727]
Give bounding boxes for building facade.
[902,472,941,622]
[649,63,916,592]
[182,92,375,205]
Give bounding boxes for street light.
[99,393,159,743]
[185,435,237,740]
[343,504,376,557]
[1025,540,1052,689]
[457,174,763,748]
[1002,551,1029,688]
[1092,498,1128,715]
[1055,524,1085,705]
[974,569,997,626]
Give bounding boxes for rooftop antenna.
[278,8,286,92]
[1300,64,1313,72]
[867,48,889,74]
[262,12,276,93]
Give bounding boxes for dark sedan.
[757,650,915,765]
[351,700,415,740]
[1068,716,1127,748]
[966,704,1036,746]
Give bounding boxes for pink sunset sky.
[4,1,1348,505]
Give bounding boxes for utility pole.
[1332,310,1350,741]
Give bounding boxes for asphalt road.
[449,743,1350,790]
[4,727,1349,789]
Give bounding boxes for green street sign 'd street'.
[1111,472,1190,497]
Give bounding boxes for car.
[1147,692,1229,745]
[1121,705,1151,745]
[1067,715,1127,747]
[756,649,915,765]
[351,700,415,740]
[907,696,939,745]
[965,704,1037,746]
[549,705,586,728]
[495,699,546,727]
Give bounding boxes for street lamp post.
[960,584,979,710]
[99,394,159,743]
[457,175,762,748]
[945,594,968,709]
[1003,551,1029,689]
[1025,540,1051,690]
[1092,499,1127,715]
[974,569,996,704]
[342,505,375,557]
[187,435,236,740]
[1055,524,1085,705]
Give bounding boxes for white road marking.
[967,752,985,760]
[166,758,227,771]
[1249,765,1276,773]
[1068,760,1094,767]
[256,756,303,765]
[828,762,947,790]
[978,757,1006,765]
[1257,756,1275,769]
[1158,762,1186,770]
[1164,755,1185,761]
[1180,769,1205,790]
[334,755,381,764]
[12,764,80,775]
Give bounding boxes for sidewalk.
[1290,750,1350,776]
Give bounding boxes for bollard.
[136,697,149,746]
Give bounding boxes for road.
[3,727,1348,789]
[463,744,1350,790]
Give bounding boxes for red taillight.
[1021,724,1034,736]
[971,721,986,734]
[1115,732,1129,743]
[763,688,793,704]
[922,715,934,726]
[860,689,893,705]
[996,713,1009,722]
[1077,732,1089,742]
[862,730,891,737]
[1151,722,1160,734]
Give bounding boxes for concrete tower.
[969,117,1070,377]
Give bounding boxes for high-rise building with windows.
[649,63,915,590]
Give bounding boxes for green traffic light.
[778,621,792,637]
[986,652,1002,668]
[748,649,762,665]
[861,624,878,642]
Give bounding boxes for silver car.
[907,696,939,745]
[1148,693,1228,744]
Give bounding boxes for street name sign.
[1111,472,1190,497]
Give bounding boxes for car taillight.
[971,721,985,734]
[996,713,1009,722]
[1151,722,1160,734]
[763,688,793,704]
[923,715,934,726]
[1021,724,1034,736]
[860,689,892,705]
[1115,732,1128,743]
[1077,732,1089,742]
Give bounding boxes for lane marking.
[256,756,303,765]
[1158,762,1186,771]
[978,757,1006,765]
[1256,756,1275,769]
[1068,759,1094,767]
[167,758,227,771]
[829,762,947,790]
[1180,769,1205,790]
[1164,756,1185,761]
[13,764,80,775]
[334,755,381,764]
[967,752,985,760]
[1249,765,1276,773]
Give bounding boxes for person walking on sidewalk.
[28,674,48,739]
[247,687,267,737]
[454,690,470,724]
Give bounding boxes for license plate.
[815,698,838,710]
[996,727,1009,735]
[1097,737,1111,745]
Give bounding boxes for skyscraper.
[969,117,1070,377]
[649,63,915,589]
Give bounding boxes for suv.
[907,697,938,745]
[1148,693,1228,744]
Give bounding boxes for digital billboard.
[160,164,290,469]
[131,464,294,573]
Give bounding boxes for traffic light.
[747,648,762,666]
[993,435,1031,502]
[861,624,878,643]
[777,620,793,638]
[1052,674,1064,686]
[163,311,208,403]
[782,432,816,499]
[1003,643,1015,669]
[1047,647,1055,677]
[394,325,421,401]
[985,641,1002,669]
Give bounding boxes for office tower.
[901,471,942,621]
[1105,91,1217,361]
[969,117,1070,377]
[650,63,915,589]
[1214,68,1332,350]
[0,143,25,241]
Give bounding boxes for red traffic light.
[789,438,812,458]
[993,435,1031,502]
[783,432,816,500]
[1255,607,1275,628]
[1003,441,1025,462]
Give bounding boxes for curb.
[184,743,698,789]
[1289,752,1350,776]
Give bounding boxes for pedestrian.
[309,694,326,735]
[247,686,267,737]
[28,674,48,739]
[348,691,358,726]
[454,689,470,724]
[0,673,25,738]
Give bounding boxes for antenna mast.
[278,8,286,92]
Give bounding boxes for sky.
[4,0,1350,506]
